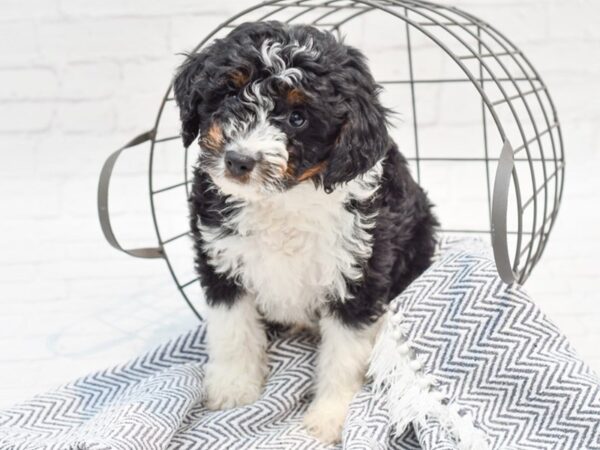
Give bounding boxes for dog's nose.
[225,151,256,177]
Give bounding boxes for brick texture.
[0,0,598,407]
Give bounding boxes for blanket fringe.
[368,309,490,450]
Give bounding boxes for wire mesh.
[141,0,564,319]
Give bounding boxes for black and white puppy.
[174,21,437,443]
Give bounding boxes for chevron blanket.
[1,238,599,450]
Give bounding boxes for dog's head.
[174,21,389,200]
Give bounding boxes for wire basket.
[98,0,565,320]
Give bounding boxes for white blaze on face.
[259,39,310,85]
[211,109,288,201]
[228,113,288,167]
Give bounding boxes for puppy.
[173,21,437,443]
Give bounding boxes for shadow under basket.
[97,0,565,321]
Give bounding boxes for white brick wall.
[0,0,599,407]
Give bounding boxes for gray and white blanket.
[1,238,599,449]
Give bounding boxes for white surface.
[0,0,599,408]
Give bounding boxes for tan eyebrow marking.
[287,88,307,105]
[230,69,249,88]
[297,161,327,182]
[201,122,224,152]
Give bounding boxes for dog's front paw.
[303,398,349,444]
[204,361,266,410]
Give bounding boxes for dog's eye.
[288,111,306,128]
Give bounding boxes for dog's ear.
[173,52,207,148]
[323,48,390,192]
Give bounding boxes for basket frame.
[98,0,565,321]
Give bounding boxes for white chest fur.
[199,165,382,326]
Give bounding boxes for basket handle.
[97,129,164,259]
[491,141,517,284]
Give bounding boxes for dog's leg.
[304,315,380,443]
[204,293,268,409]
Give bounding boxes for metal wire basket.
[98,0,565,320]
